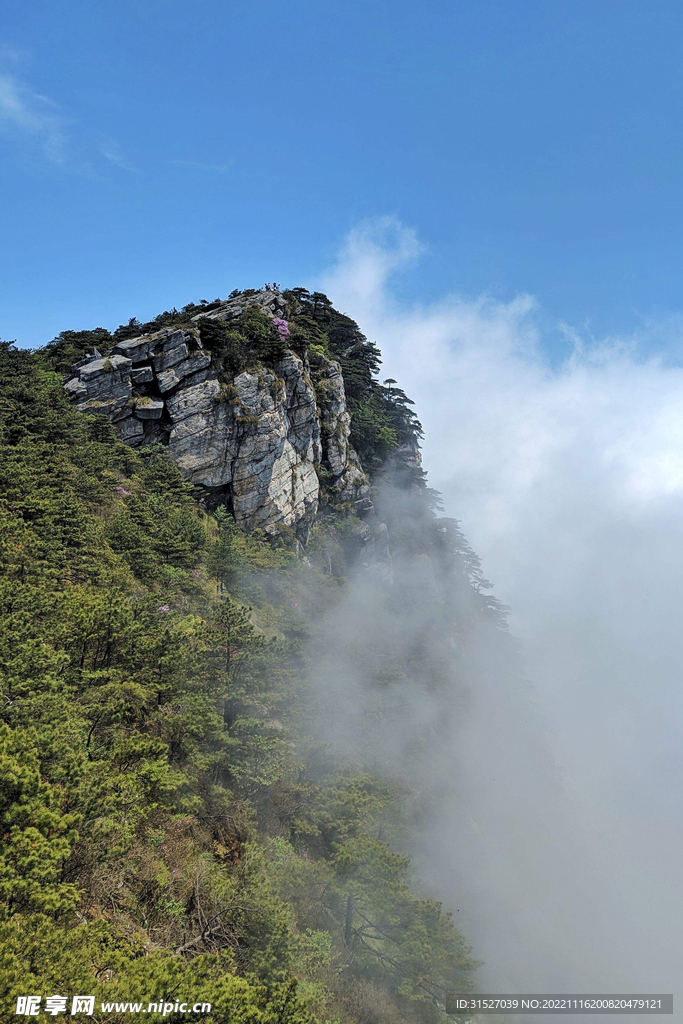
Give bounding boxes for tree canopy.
[0,330,477,1024]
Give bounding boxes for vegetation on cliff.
[42,288,422,480]
[0,295,486,1023]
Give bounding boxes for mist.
[306,218,683,1013]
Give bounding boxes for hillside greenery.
[0,307,478,1024]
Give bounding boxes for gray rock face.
[63,291,370,539]
[166,379,232,486]
[110,335,154,364]
[166,357,321,535]
[110,327,199,365]
[157,350,211,393]
[316,359,349,477]
[153,339,188,373]
[72,354,133,417]
[134,398,164,419]
[192,287,287,324]
[116,414,145,444]
[228,355,321,535]
[131,366,153,384]
[312,354,370,502]
[64,376,88,400]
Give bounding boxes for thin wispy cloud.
[0,70,68,164]
[0,65,134,174]
[99,136,138,173]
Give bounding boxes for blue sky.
[2,0,683,348]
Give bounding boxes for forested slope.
[0,293,493,1023]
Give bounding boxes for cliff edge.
[63,287,372,540]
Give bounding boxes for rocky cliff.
[64,288,372,541]
[1,306,477,1024]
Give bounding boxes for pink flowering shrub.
[273,317,290,338]
[115,485,131,497]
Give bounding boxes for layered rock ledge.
[63,292,370,539]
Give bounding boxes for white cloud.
[327,216,424,306]
[317,219,683,994]
[320,217,683,556]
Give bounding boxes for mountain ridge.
[0,290,501,1024]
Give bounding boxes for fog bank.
[311,218,683,1011]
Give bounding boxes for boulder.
[111,326,200,365]
[153,337,189,373]
[134,398,164,420]
[79,354,131,380]
[117,415,145,445]
[156,349,211,393]
[64,376,87,400]
[110,335,157,364]
[131,366,153,384]
[67,353,132,417]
